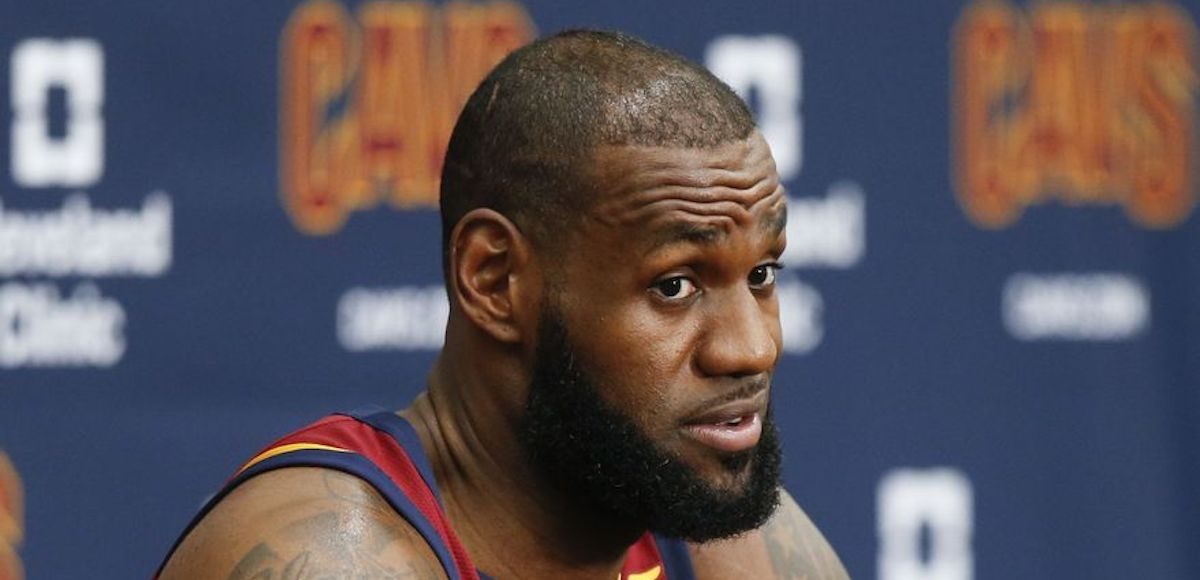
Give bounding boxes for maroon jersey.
[159,406,696,579]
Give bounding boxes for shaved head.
[439,29,756,269]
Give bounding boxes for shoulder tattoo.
[226,471,446,580]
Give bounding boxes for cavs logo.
[0,451,23,580]
[280,0,535,235]
[953,1,1198,229]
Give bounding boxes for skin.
[160,132,848,580]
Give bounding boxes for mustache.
[681,375,771,419]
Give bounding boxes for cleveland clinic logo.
[953,0,1198,229]
[1,39,172,369]
[279,0,535,235]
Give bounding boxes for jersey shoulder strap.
[156,406,479,580]
[649,533,696,580]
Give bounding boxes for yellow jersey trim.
[237,442,352,474]
[626,565,662,580]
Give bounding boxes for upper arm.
[687,488,849,580]
[160,467,447,580]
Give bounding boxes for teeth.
[722,417,743,426]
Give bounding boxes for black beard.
[517,307,782,542]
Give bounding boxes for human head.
[439,29,785,540]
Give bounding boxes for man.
[160,29,848,579]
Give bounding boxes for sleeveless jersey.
[158,406,696,580]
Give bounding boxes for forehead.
[585,132,785,238]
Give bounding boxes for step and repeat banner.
[1,1,1198,578]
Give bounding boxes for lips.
[681,389,768,454]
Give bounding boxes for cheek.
[576,306,700,424]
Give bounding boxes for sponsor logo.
[337,285,448,351]
[783,181,865,269]
[280,0,535,235]
[953,1,1198,228]
[1003,272,1148,340]
[0,282,126,368]
[0,193,171,278]
[0,451,23,580]
[878,468,974,580]
[777,280,824,354]
[2,39,173,370]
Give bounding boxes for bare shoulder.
[160,467,447,579]
[687,489,849,580]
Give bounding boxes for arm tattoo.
[229,544,439,580]
[762,493,848,580]
[227,472,446,580]
[227,544,282,580]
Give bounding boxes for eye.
[651,276,699,302]
[748,263,783,289]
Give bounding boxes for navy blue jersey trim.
[342,405,445,505]
[156,449,464,580]
[341,407,495,580]
[652,534,696,580]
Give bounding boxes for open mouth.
[683,411,763,454]
[679,387,769,454]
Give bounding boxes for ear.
[448,208,539,344]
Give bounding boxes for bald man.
[160,29,848,580]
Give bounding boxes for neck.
[401,349,644,579]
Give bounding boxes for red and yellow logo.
[0,451,23,580]
[280,0,535,235]
[953,0,1198,228]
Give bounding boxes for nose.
[695,286,780,378]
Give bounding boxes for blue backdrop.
[1,1,1197,578]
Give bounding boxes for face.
[518,132,787,540]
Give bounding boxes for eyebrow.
[762,205,788,237]
[650,223,726,251]
[648,207,788,253]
